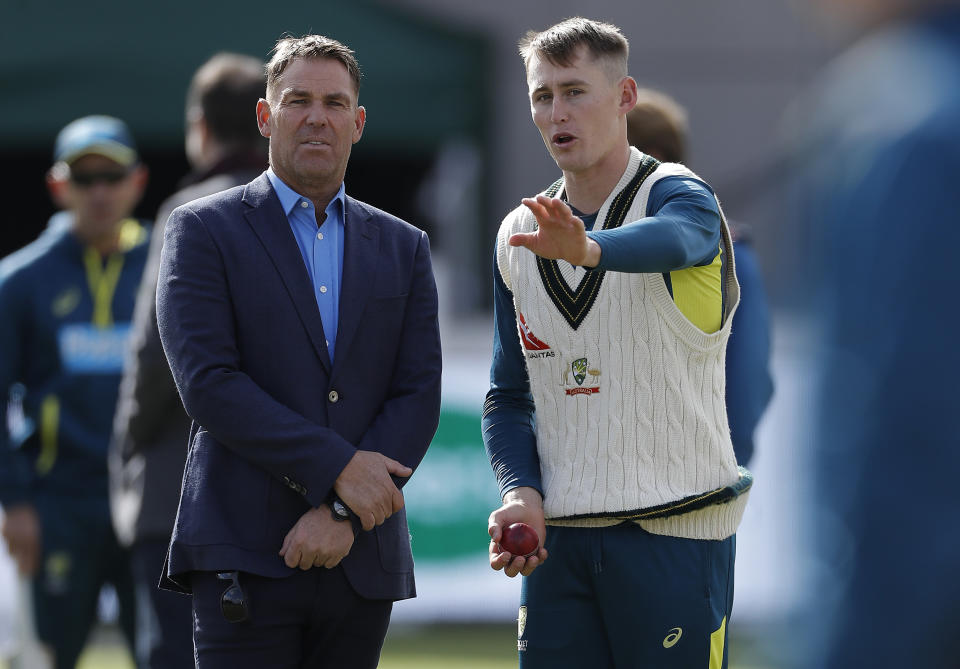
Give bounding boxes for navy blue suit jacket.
[156,173,441,601]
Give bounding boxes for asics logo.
[662,627,682,648]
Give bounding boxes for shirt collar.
[266,168,346,219]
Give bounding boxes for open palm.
[509,195,592,266]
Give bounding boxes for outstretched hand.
[509,195,601,268]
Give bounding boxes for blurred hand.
[334,451,411,531]
[509,195,601,267]
[279,506,354,570]
[1,504,41,576]
[488,487,548,578]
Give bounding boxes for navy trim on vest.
[556,466,753,522]
[536,156,660,329]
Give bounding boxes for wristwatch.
[330,498,351,522]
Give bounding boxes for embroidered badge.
[563,357,600,396]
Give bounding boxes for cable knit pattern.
[496,148,748,540]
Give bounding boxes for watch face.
[332,500,349,519]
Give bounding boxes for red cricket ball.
[498,522,540,558]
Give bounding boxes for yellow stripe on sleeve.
[35,395,60,476]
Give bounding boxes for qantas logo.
[518,312,550,351]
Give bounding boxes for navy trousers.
[132,538,194,668]
[517,523,735,669]
[32,495,136,669]
[191,565,392,669]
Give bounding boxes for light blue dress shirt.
[266,169,345,361]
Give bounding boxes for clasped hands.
[279,450,411,570]
[510,195,601,268]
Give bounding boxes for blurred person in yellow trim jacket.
[0,115,149,669]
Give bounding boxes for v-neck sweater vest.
[496,149,748,540]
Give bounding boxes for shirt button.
[317,232,324,240]
[328,390,339,403]
[300,201,309,208]
[320,285,327,294]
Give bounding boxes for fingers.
[358,511,376,532]
[489,540,512,572]
[319,553,345,569]
[520,547,548,577]
[487,522,502,544]
[489,547,548,577]
[508,231,537,248]
[384,457,413,478]
[390,488,405,515]
[283,547,302,569]
[489,549,532,578]
[521,196,574,222]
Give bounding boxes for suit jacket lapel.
[334,197,378,372]
[241,174,332,372]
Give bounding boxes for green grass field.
[56,622,773,669]
[70,624,522,669]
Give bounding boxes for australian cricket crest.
[571,358,587,385]
[561,357,600,396]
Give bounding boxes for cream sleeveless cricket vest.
[497,148,749,540]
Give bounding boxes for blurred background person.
[786,0,960,666]
[0,115,149,668]
[109,53,267,669]
[627,88,774,466]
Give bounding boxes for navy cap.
[53,115,139,166]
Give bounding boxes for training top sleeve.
[587,176,722,272]
[0,269,32,507]
[481,248,542,500]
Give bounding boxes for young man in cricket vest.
[482,17,751,668]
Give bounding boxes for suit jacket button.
[328,390,339,403]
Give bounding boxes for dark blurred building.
[2,1,492,309]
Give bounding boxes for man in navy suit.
[155,34,442,669]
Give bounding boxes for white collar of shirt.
[265,168,346,220]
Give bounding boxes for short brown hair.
[627,88,689,164]
[518,17,628,78]
[187,52,266,147]
[266,34,362,97]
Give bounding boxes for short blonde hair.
[518,17,629,80]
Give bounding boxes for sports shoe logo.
[663,627,683,648]
[517,312,550,351]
